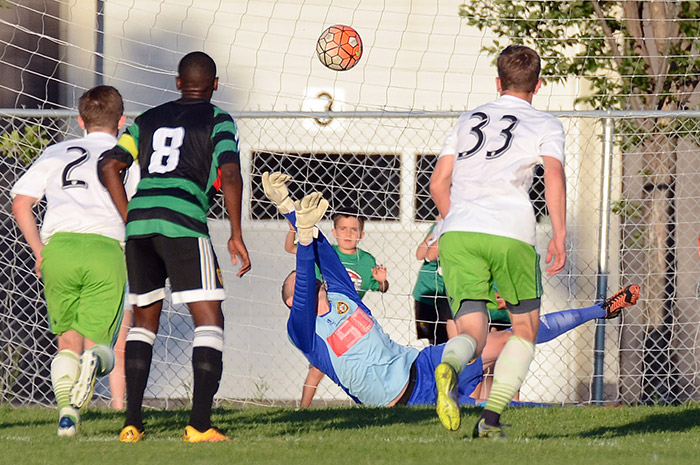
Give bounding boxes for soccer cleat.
[472,418,507,439]
[70,349,100,409]
[603,284,640,319]
[57,415,78,437]
[434,362,460,431]
[119,425,145,443]
[183,425,230,443]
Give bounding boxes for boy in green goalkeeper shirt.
[285,207,389,298]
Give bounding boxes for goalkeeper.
[264,172,640,407]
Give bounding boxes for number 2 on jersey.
[457,112,519,160]
[148,127,185,174]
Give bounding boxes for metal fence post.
[593,116,615,403]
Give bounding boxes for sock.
[86,344,116,376]
[189,326,224,431]
[51,350,80,421]
[483,335,535,422]
[124,327,156,430]
[536,304,605,344]
[440,334,477,375]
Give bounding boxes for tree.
[458,1,700,403]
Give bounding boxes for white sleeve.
[538,118,565,164]
[10,151,55,199]
[438,115,465,158]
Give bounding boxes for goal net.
[1,0,699,408]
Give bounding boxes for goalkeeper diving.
[263,172,640,407]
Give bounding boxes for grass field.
[2,404,699,465]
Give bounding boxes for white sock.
[51,350,80,415]
[485,335,535,414]
[441,334,477,375]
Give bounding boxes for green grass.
[2,404,700,465]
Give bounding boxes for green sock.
[51,350,80,418]
[441,334,477,375]
[484,335,535,415]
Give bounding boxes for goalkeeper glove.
[295,192,329,245]
[262,171,295,214]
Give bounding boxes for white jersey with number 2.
[11,131,139,244]
[438,95,565,245]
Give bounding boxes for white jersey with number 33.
[11,131,139,244]
[438,95,565,245]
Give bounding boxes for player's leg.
[162,236,228,442]
[40,233,88,436]
[120,237,167,442]
[68,234,126,410]
[434,232,492,431]
[109,305,131,409]
[53,331,83,437]
[185,300,228,442]
[473,236,540,438]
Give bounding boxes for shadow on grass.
[77,405,485,438]
[578,407,700,438]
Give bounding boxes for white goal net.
[1,0,700,408]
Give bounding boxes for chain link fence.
[1,110,699,407]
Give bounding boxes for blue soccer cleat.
[57,415,78,438]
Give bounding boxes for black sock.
[480,409,501,427]
[189,346,223,432]
[124,341,153,430]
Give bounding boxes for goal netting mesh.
[1,0,699,408]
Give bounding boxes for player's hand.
[228,236,251,277]
[34,252,43,278]
[295,192,328,245]
[545,236,566,276]
[262,171,294,214]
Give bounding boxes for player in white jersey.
[430,45,567,438]
[11,86,138,437]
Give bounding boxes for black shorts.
[125,235,225,306]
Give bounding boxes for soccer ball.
[316,25,363,71]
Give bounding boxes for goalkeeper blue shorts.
[406,344,483,406]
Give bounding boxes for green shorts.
[439,231,542,317]
[41,232,126,346]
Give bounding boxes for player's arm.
[542,155,566,276]
[300,365,325,408]
[287,236,319,353]
[11,194,44,276]
[99,128,139,222]
[430,155,454,218]
[98,154,130,222]
[219,162,251,277]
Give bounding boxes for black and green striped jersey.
[104,98,240,239]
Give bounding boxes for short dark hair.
[178,51,217,82]
[497,45,541,93]
[78,85,124,131]
[332,203,366,229]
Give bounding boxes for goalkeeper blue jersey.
[285,213,418,406]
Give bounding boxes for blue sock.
[536,304,606,344]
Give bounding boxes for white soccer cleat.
[69,350,100,409]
